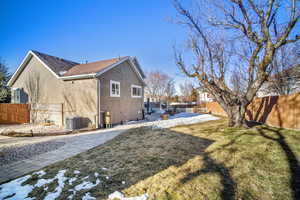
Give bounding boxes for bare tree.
[25,72,41,103]
[179,81,194,102]
[145,70,173,102]
[174,0,300,127]
[260,43,300,95]
[165,79,176,105]
[0,59,11,103]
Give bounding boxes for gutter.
[60,73,97,81]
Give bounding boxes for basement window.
[131,85,142,98]
[110,80,120,97]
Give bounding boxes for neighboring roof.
[269,64,300,80]
[63,57,128,76]
[31,50,79,75]
[8,50,146,86]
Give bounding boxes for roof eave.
[95,56,146,85]
[7,50,61,87]
[60,73,97,80]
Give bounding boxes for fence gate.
[0,104,30,124]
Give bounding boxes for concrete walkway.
[0,128,123,184]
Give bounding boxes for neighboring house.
[198,91,214,103]
[8,50,146,128]
[257,65,300,97]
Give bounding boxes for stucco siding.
[11,56,98,127]
[98,61,144,125]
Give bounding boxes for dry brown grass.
[123,120,300,200]
[7,119,300,200]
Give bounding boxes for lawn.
[1,119,300,200]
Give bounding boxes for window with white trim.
[110,80,120,97]
[131,85,142,98]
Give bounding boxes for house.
[257,65,300,97]
[7,50,146,128]
[198,91,214,103]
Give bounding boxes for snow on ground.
[154,113,219,129]
[108,191,148,200]
[74,179,100,191]
[0,169,102,200]
[82,192,96,200]
[124,112,219,129]
[44,170,67,200]
[0,175,33,200]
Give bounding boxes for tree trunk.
[226,104,248,128]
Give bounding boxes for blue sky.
[0,0,188,80]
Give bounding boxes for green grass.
[3,119,300,200]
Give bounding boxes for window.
[11,88,21,103]
[110,80,120,97]
[131,85,142,98]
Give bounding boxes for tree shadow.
[256,126,300,200]
[180,152,236,200]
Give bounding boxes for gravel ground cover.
[0,141,65,166]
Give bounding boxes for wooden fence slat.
[0,104,30,124]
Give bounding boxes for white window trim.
[131,84,142,98]
[110,80,120,97]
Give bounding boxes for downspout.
[96,77,100,129]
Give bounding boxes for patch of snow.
[102,167,108,171]
[44,170,67,200]
[154,113,219,129]
[0,169,103,200]
[106,176,110,180]
[68,177,101,199]
[0,175,33,200]
[108,191,148,200]
[68,177,77,185]
[35,177,55,188]
[82,192,96,200]
[74,179,100,191]
[74,170,80,174]
[169,112,199,119]
[33,170,46,177]
[108,191,123,199]
[122,181,126,184]
[67,189,75,200]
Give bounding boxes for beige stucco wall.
[98,60,144,125]
[11,55,98,127]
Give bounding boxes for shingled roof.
[32,50,79,75]
[31,50,145,78]
[63,57,128,76]
[8,50,145,86]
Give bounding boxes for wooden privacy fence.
[201,93,300,129]
[0,104,30,124]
